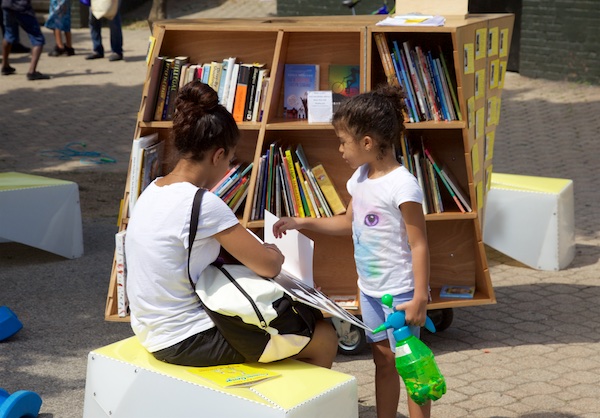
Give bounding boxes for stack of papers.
[377,14,446,26]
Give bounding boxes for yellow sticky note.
[485,166,493,192]
[463,43,474,74]
[489,59,499,89]
[467,96,475,129]
[488,27,499,57]
[475,69,485,99]
[498,60,507,89]
[475,107,484,139]
[476,181,484,210]
[476,28,487,60]
[496,97,502,124]
[472,143,480,175]
[485,130,495,161]
[500,28,509,57]
[487,96,497,126]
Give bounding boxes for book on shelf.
[438,46,462,120]
[153,57,174,121]
[188,363,280,388]
[283,64,319,120]
[225,63,240,113]
[251,69,269,122]
[207,61,223,93]
[424,148,466,213]
[311,163,346,216]
[373,32,400,89]
[391,49,419,123]
[129,133,160,214]
[143,55,166,122]
[114,230,128,318]
[440,164,472,212]
[414,46,441,122]
[439,285,475,299]
[219,57,237,106]
[255,73,270,122]
[165,56,190,120]
[328,64,360,113]
[232,63,253,122]
[201,63,211,84]
[140,139,164,194]
[412,151,429,214]
[244,64,264,121]
[278,146,298,217]
[250,156,266,221]
[284,149,305,217]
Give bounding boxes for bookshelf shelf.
[105,14,514,323]
[405,121,466,130]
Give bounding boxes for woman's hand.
[263,243,285,264]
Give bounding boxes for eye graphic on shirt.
[364,213,379,227]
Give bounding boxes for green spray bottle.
[373,294,447,405]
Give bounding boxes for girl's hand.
[395,297,428,327]
[272,217,299,238]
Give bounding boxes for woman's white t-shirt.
[125,181,239,353]
[347,164,423,298]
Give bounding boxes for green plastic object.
[373,294,447,405]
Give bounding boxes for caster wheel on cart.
[427,308,454,332]
[330,317,368,355]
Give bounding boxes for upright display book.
[328,64,360,112]
[440,285,475,299]
[284,64,319,119]
[188,363,280,387]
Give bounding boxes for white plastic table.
[0,172,83,259]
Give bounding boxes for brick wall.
[277,0,600,85]
[519,0,600,84]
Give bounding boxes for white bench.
[483,172,575,271]
[0,172,83,259]
[83,337,358,418]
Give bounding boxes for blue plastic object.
[0,388,42,418]
[0,307,23,342]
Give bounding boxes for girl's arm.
[272,200,354,238]
[397,201,430,327]
[215,224,284,278]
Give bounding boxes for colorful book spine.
[153,57,173,121]
[311,164,346,215]
[285,149,305,217]
[114,230,128,318]
[232,64,252,122]
[424,148,466,213]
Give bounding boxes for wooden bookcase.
[105,14,514,322]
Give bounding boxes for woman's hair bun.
[175,80,219,118]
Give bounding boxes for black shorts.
[152,326,245,367]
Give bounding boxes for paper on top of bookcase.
[377,14,446,26]
[263,210,314,287]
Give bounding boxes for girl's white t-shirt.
[347,164,423,298]
[125,181,239,353]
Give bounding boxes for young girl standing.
[273,84,432,418]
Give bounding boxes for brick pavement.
[1,2,599,417]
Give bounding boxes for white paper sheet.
[263,210,314,287]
